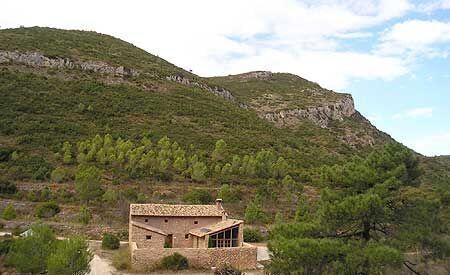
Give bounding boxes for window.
[146,235,152,240]
[208,226,239,248]
[194,220,198,224]
[164,219,168,223]
[144,219,148,223]
[185,234,189,239]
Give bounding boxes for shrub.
[0,179,17,194]
[102,233,120,250]
[214,265,243,275]
[160,252,188,270]
[0,146,13,162]
[183,189,213,204]
[47,236,93,275]
[0,238,13,255]
[218,184,243,202]
[2,204,17,220]
[244,197,267,224]
[243,228,263,242]
[36,201,60,218]
[112,247,131,270]
[50,167,67,183]
[6,224,56,273]
[77,206,91,225]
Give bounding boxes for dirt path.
[89,255,116,275]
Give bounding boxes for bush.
[47,235,93,275]
[0,238,13,255]
[36,201,60,218]
[160,252,188,270]
[218,184,242,202]
[0,146,13,162]
[0,179,17,194]
[50,167,67,183]
[112,247,131,270]
[214,265,243,275]
[102,233,120,250]
[6,224,56,273]
[2,204,17,220]
[243,228,263,242]
[77,206,91,225]
[183,189,213,204]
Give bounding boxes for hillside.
[0,27,392,167]
[0,27,448,241]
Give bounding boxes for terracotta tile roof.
[189,219,243,237]
[130,203,225,217]
[131,221,168,236]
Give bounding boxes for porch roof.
[189,219,243,237]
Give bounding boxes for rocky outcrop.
[166,75,248,108]
[261,94,356,128]
[239,71,273,80]
[0,50,356,128]
[0,50,140,78]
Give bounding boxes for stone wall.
[130,242,258,270]
[130,224,166,248]
[131,215,222,248]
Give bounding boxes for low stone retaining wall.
[130,242,257,270]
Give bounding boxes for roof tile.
[130,203,225,217]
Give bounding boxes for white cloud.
[393,107,434,120]
[334,32,373,39]
[378,20,450,57]
[0,0,413,90]
[407,133,450,156]
[417,0,450,13]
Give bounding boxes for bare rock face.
[165,75,245,105]
[261,94,356,128]
[240,71,273,80]
[0,50,356,129]
[0,50,140,78]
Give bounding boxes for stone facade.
[132,215,222,248]
[130,242,258,270]
[129,224,166,248]
[128,201,257,270]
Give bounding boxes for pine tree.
[212,139,227,163]
[62,141,73,164]
[268,144,449,274]
[191,161,208,182]
[75,165,103,204]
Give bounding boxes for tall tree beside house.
[245,195,267,224]
[75,165,104,204]
[268,143,450,275]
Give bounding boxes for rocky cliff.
[0,50,356,129]
[0,50,140,78]
[261,94,355,128]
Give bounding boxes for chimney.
[215,198,223,210]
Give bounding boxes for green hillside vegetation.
[208,72,342,110]
[0,27,449,274]
[0,27,189,77]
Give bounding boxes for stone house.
[129,199,257,270]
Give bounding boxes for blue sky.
[1,0,450,156]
